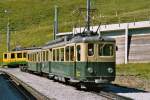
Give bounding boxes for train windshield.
[98,43,114,56]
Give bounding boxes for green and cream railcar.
[26,48,51,74]
[27,49,42,73]
[24,36,116,85]
[44,36,115,84]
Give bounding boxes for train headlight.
[88,67,94,73]
[107,67,113,73]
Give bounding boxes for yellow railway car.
[2,50,28,67]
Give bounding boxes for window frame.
[4,54,7,59]
[76,45,81,61]
[11,53,15,59]
[70,46,74,61]
[17,53,22,58]
[60,48,64,61]
[98,43,114,57]
[88,43,95,57]
[65,46,69,61]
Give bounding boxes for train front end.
[75,37,116,85]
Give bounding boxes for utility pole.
[7,19,10,52]
[87,0,91,31]
[54,6,58,40]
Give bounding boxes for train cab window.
[60,48,64,61]
[77,45,81,61]
[53,49,55,61]
[11,53,15,59]
[4,54,7,59]
[70,46,74,61]
[98,44,114,56]
[65,46,69,61]
[88,44,94,56]
[17,53,22,58]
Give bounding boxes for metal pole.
[125,24,128,64]
[7,19,10,52]
[54,6,58,40]
[87,0,90,31]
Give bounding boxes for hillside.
[0,0,150,53]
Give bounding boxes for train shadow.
[102,84,148,93]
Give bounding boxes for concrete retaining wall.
[115,34,150,64]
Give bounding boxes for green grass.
[1,0,150,55]
[117,63,150,79]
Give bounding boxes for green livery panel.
[41,62,50,74]
[3,61,27,67]
[51,62,75,78]
[28,61,115,83]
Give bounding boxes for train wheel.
[64,78,70,85]
[85,84,99,91]
[75,83,86,90]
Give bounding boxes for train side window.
[49,49,52,61]
[60,48,64,61]
[35,53,37,62]
[23,53,27,58]
[31,54,33,61]
[43,51,45,62]
[32,54,34,61]
[56,49,59,61]
[53,49,55,61]
[39,52,41,62]
[30,54,32,61]
[88,44,94,56]
[46,51,49,61]
[70,46,74,61]
[33,54,35,62]
[28,54,30,60]
[77,45,81,61]
[17,53,22,58]
[33,53,35,62]
[4,54,7,59]
[11,53,15,59]
[65,46,69,61]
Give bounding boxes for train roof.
[3,47,42,54]
[43,34,115,49]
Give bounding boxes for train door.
[75,44,81,78]
[69,44,76,78]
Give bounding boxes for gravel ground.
[104,84,150,100]
[0,68,105,100]
[118,93,150,100]
[1,68,149,100]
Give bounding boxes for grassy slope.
[116,63,150,90]
[117,63,150,79]
[0,0,150,53]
